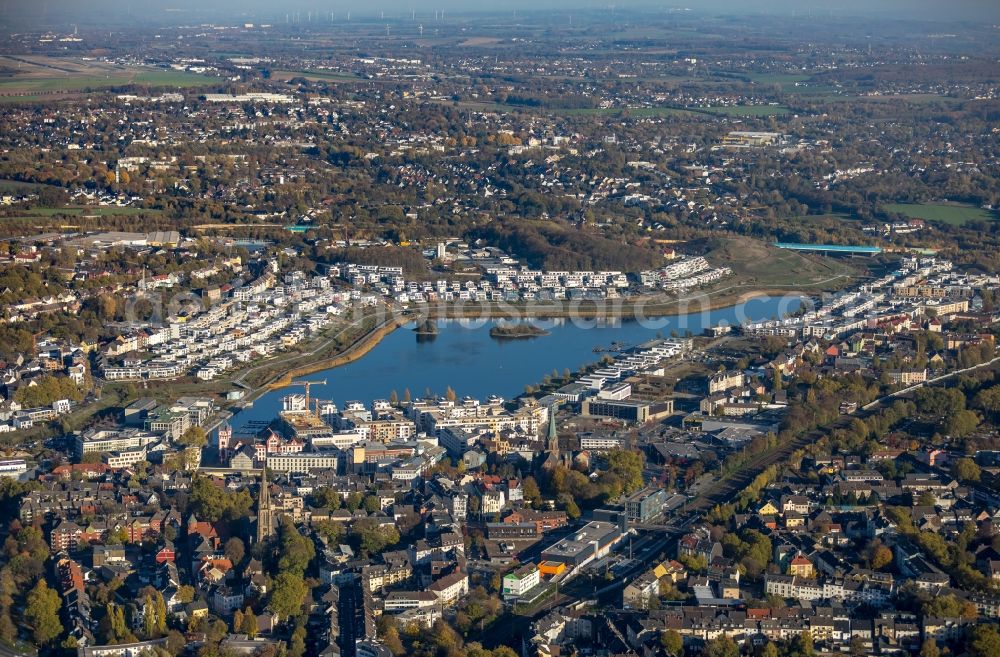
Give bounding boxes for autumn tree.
[870,544,894,570]
[703,635,739,657]
[26,580,63,646]
[970,625,1000,657]
[142,595,157,638]
[178,426,208,448]
[522,476,542,508]
[240,607,258,638]
[268,573,308,621]
[225,536,246,566]
[277,516,316,576]
[952,457,981,483]
[661,629,683,656]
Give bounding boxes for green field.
[0,68,220,96]
[0,55,221,103]
[883,202,999,226]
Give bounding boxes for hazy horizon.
[1,0,998,25]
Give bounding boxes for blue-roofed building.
[773,242,882,255]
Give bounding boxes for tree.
[944,409,980,438]
[660,629,683,656]
[919,639,940,657]
[224,537,245,566]
[345,491,364,512]
[240,607,258,639]
[605,449,645,494]
[268,573,308,620]
[921,594,977,618]
[446,386,457,401]
[703,635,739,657]
[26,580,63,646]
[351,518,400,555]
[952,457,981,483]
[363,495,381,514]
[143,595,157,638]
[558,494,580,520]
[913,387,966,416]
[970,625,1000,657]
[522,476,542,508]
[312,487,342,510]
[288,624,307,657]
[377,615,405,656]
[918,532,952,567]
[314,520,345,545]
[105,602,127,642]
[762,642,779,657]
[277,517,315,576]
[973,385,1000,416]
[166,630,186,655]
[178,426,207,448]
[188,476,253,522]
[796,630,814,657]
[871,544,893,570]
[382,623,404,655]
[155,591,167,634]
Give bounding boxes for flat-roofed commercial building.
[581,398,673,423]
[541,521,623,568]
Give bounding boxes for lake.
[231,295,802,432]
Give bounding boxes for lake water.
[231,295,802,432]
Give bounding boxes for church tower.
[546,404,559,452]
[256,469,274,543]
[217,423,232,462]
[542,402,562,471]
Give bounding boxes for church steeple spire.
[256,469,274,543]
[547,403,559,450]
[542,402,563,471]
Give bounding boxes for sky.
[1,0,998,24]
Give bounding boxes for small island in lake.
[413,319,439,336]
[489,323,550,339]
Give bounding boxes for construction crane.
[288,379,326,410]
